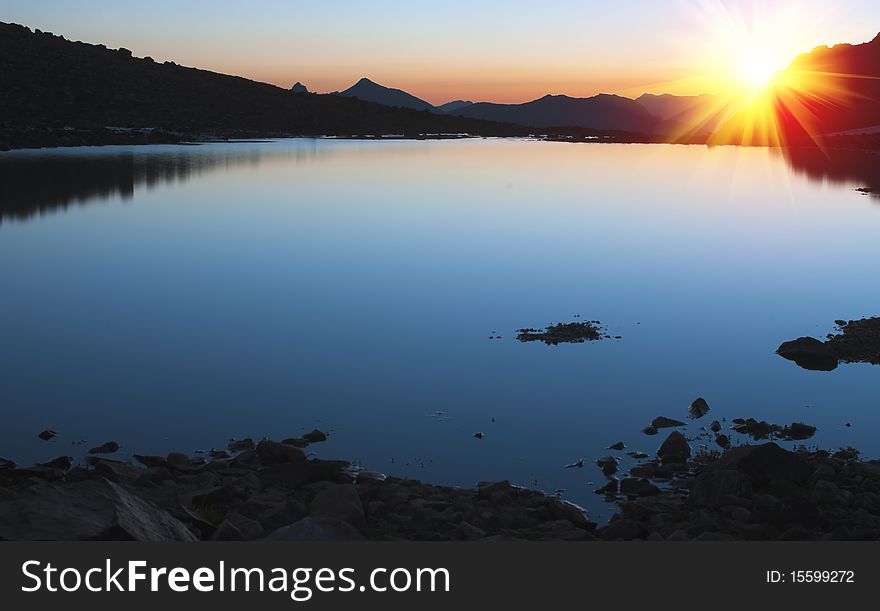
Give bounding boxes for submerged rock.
[37,430,57,441]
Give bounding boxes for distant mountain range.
[335,78,668,133]
[2,20,878,150]
[0,22,536,150]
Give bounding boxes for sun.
[737,47,784,92]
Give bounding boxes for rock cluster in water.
[777,316,880,371]
[516,321,612,345]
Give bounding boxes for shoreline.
[2,428,879,541]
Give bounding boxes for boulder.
[620,478,660,497]
[309,483,365,527]
[0,479,196,541]
[688,398,710,419]
[710,443,813,484]
[256,440,306,464]
[690,469,752,507]
[776,337,838,371]
[657,431,691,464]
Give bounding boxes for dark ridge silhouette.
[786,32,880,135]
[712,33,880,145]
[0,22,533,150]
[450,93,667,133]
[435,100,474,114]
[290,82,309,93]
[335,77,435,111]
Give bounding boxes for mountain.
[435,100,474,114]
[452,93,664,133]
[711,32,880,145]
[786,32,880,135]
[290,81,309,93]
[0,23,533,149]
[637,92,745,137]
[336,77,434,111]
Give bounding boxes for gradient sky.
[4,0,880,103]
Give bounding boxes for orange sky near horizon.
[3,0,880,104]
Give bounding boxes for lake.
[1,138,878,520]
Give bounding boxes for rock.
[0,457,16,470]
[38,430,57,441]
[642,426,658,436]
[776,336,838,371]
[212,512,263,541]
[473,432,484,439]
[37,456,73,470]
[715,434,731,449]
[309,483,365,527]
[0,479,196,541]
[657,431,691,464]
[516,322,604,345]
[256,440,306,464]
[597,518,640,540]
[267,517,363,541]
[630,463,657,479]
[607,441,625,451]
[165,452,199,470]
[133,454,165,468]
[620,478,660,497]
[787,422,817,441]
[91,459,143,483]
[596,456,619,477]
[281,437,310,448]
[651,416,686,429]
[595,479,619,496]
[627,451,649,459]
[708,443,813,487]
[811,480,846,505]
[458,521,486,539]
[564,459,584,469]
[89,441,121,455]
[709,420,722,433]
[227,438,255,453]
[688,397,710,419]
[667,529,689,541]
[302,429,328,443]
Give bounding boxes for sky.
[4,0,880,104]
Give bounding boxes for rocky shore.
[2,426,879,541]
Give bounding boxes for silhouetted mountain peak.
[290,81,308,93]
[338,77,434,111]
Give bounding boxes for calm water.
[1,139,878,520]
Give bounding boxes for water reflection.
[779,146,880,195]
[0,141,326,223]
